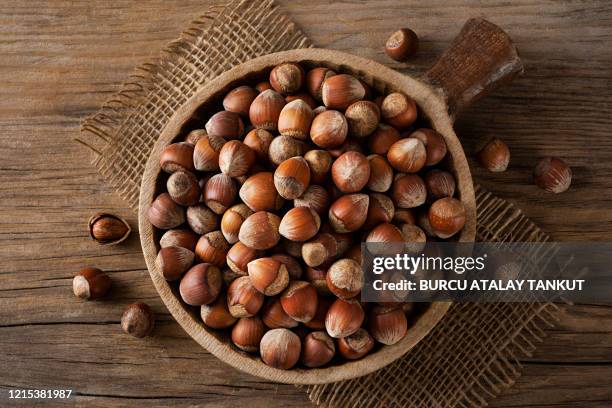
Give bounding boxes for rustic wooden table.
[1,1,611,406]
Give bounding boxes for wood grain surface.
[0,0,610,407]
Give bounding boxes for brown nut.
[345,100,380,138]
[160,142,195,173]
[302,232,337,267]
[148,193,186,229]
[331,151,371,193]
[249,89,286,131]
[424,170,456,200]
[325,298,365,338]
[368,305,408,345]
[231,316,265,352]
[476,137,510,172]
[391,174,427,208]
[399,224,427,254]
[184,128,206,145]
[223,85,258,117]
[279,207,321,242]
[268,135,305,165]
[294,185,330,215]
[280,281,318,323]
[167,170,201,206]
[328,194,369,233]
[303,297,333,330]
[193,134,226,172]
[218,140,255,177]
[428,197,466,238]
[304,150,333,184]
[338,328,375,359]
[321,74,366,110]
[326,258,363,299]
[239,172,284,212]
[270,254,303,280]
[301,331,335,368]
[226,241,261,275]
[387,138,426,173]
[156,246,194,281]
[274,156,311,199]
[368,124,401,155]
[533,157,572,193]
[247,257,290,296]
[238,211,281,250]
[221,204,253,244]
[260,328,301,370]
[195,231,230,267]
[121,302,155,338]
[205,110,244,140]
[363,193,395,230]
[201,294,237,329]
[381,92,417,130]
[385,28,419,62]
[243,128,274,162]
[366,223,405,245]
[409,128,447,166]
[278,99,313,140]
[204,174,237,214]
[73,267,111,300]
[310,110,348,148]
[227,276,264,318]
[367,154,393,193]
[88,213,131,245]
[304,266,332,296]
[261,298,298,329]
[306,67,336,101]
[179,263,222,306]
[186,204,218,235]
[270,62,305,95]
[255,81,272,92]
[159,229,198,251]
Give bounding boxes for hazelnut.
[269,62,305,95]
[179,263,222,306]
[184,128,206,145]
[159,229,198,251]
[279,207,321,242]
[310,110,348,148]
[148,193,186,229]
[331,151,371,193]
[268,135,305,165]
[328,194,369,233]
[167,170,201,206]
[221,204,253,244]
[274,157,311,199]
[249,89,286,131]
[476,137,510,172]
[227,276,264,318]
[306,67,336,100]
[239,172,284,212]
[193,134,226,172]
[155,246,194,281]
[387,138,427,173]
[410,128,448,166]
[286,92,318,109]
[301,331,335,368]
[261,298,299,329]
[303,297,334,330]
[294,185,330,215]
[304,150,333,183]
[363,193,395,230]
[533,157,572,193]
[322,74,366,110]
[391,174,427,208]
[326,229,353,256]
[231,316,265,352]
[186,204,218,235]
[260,328,301,370]
[255,81,272,92]
[399,223,427,254]
[278,99,313,140]
[205,110,244,140]
[385,28,419,62]
[338,328,374,360]
[160,142,195,173]
[366,223,405,245]
[304,266,332,296]
[393,209,416,225]
[243,128,274,162]
[201,294,237,329]
[247,257,290,296]
[368,124,401,155]
[204,174,237,214]
[345,100,380,138]
[367,154,394,192]
[217,140,255,177]
[195,231,230,267]
[270,254,303,280]
[280,281,318,323]
[223,85,258,117]
[428,197,466,238]
[424,170,456,200]
[302,233,337,267]
[88,213,131,245]
[368,305,408,345]
[72,267,111,300]
[226,241,261,275]
[326,258,363,299]
[238,211,281,250]
[121,302,155,338]
[381,92,417,130]
[325,298,364,338]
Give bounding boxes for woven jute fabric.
[77,1,556,407]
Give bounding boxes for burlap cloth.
[76,1,558,407]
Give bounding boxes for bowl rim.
[139,48,474,384]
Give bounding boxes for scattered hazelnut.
[399,224,427,254]
[121,302,155,338]
[304,150,333,183]
[274,157,311,199]
[159,229,198,251]
[294,185,330,215]
[332,151,371,193]
[205,110,244,140]
[238,211,281,250]
[239,172,285,212]
[325,298,364,338]
[306,67,336,101]
[328,194,370,233]
[167,170,201,206]
[186,204,218,235]
[366,223,405,247]
[385,28,419,62]
[221,204,253,244]
[201,294,237,329]
[88,213,131,245]
[268,135,305,165]
[391,174,427,208]
[363,193,395,230]
[387,138,427,173]
[368,305,408,345]
[326,258,363,299]
[247,257,290,296]
[280,281,318,323]
[195,231,230,267]
[381,92,417,130]
[302,233,337,267]
[338,328,374,360]
[218,140,255,178]
[424,169,456,200]
[160,142,195,173]
[179,263,222,306]
[148,193,186,230]
[279,207,321,242]
[322,74,366,110]
[223,85,258,117]
[193,134,226,172]
[368,124,401,155]
[261,298,298,329]
[301,331,335,368]
[231,316,265,352]
[72,267,111,300]
[476,137,510,172]
[227,276,264,318]
[345,100,380,138]
[533,157,572,193]
[278,99,313,140]
[428,197,466,238]
[367,154,394,192]
[409,128,447,166]
[243,128,274,162]
[269,62,305,95]
[226,241,261,275]
[249,89,286,131]
[310,110,348,148]
[155,246,194,281]
[260,328,301,370]
[204,174,237,214]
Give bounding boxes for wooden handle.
[423,18,523,118]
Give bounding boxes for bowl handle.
[422,18,523,119]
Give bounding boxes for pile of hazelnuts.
[147,61,467,370]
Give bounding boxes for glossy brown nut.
[294,185,330,215]
[279,207,321,242]
[331,151,371,193]
[325,298,365,338]
[218,140,255,177]
[167,170,200,206]
[249,89,286,131]
[310,110,348,148]
[231,316,265,352]
[391,174,427,209]
[367,154,394,192]
[220,204,253,244]
[148,193,186,230]
[428,197,466,238]
[280,281,318,323]
[186,204,218,235]
[328,194,369,233]
[121,302,155,338]
[179,263,222,306]
[205,110,244,140]
[363,193,395,230]
[424,170,456,200]
[223,85,258,117]
[238,211,281,250]
[261,298,298,329]
[278,99,313,140]
[247,257,290,296]
[260,328,301,370]
[201,294,237,329]
[204,174,237,214]
[301,331,335,368]
[227,276,264,318]
[345,100,380,138]
[88,213,131,245]
[243,128,274,162]
[73,267,111,300]
[302,232,337,267]
[381,92,417,130]
[533,157,572,193]
[326,258,363,299]
[368,124,401,155]
[160,142,195,173]
[269,62,305,95]
[338,328,375,359]
[159,229,198,251]
[268,135,305,166]
[304,266,332,296]
[387,138,427,173]
[409,128,448,166]
[239,172,284,212]
[195,231,230,267]
[385,28,419,62]
[193,134,226,172]
[306,67,336,101]
[155,246,194,281]
[226,241,261,275]
[255,81,272,92]
[274,156,311,200]
[303,297,333,330]
[476,137,510,173]
[366,223,405,245]
[399,224,427,254]
[321,74,366,110]
[368,305,408,345]
[304,150,333,183]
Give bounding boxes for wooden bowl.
[139,19,521,385]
